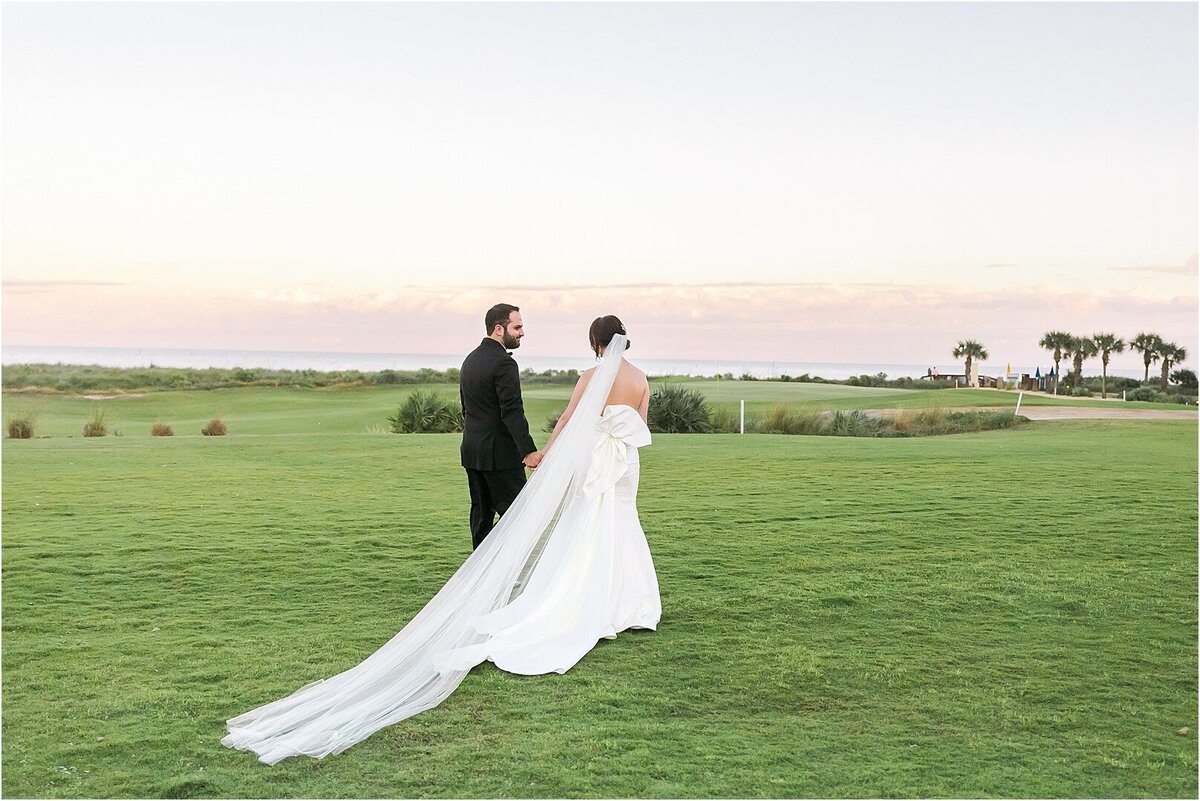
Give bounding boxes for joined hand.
[523,451,543,470]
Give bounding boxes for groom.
[459,303,541,550]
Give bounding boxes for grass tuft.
[82,407,107,437]
[7,417,34,438]
[201,417,228,436]
[151,422,174,437]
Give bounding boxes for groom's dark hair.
[485,303,520,334]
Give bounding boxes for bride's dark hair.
[589,315,631,357]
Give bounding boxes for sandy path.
[869,406,1197,421]
[997,406,1196,421]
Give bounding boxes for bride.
[222,316,660,764]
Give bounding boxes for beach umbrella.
[1006,361,1012,374]
[1035,366,1041,378]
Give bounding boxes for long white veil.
[222,335,630,765]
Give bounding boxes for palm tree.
[1091,333,1125,399]
[1038,330,1073,391]
[1129,332,1163,383]
[1067,335,1097,387]
[1159,342,1187,390]
[952,340,989,387]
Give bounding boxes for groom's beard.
[502,332,521,349]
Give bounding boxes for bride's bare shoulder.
[575,366,597,389]
[621,360,648,382]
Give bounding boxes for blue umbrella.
[1035,366,1042,378]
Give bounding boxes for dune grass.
[2,417,1196,798]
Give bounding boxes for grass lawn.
[2,411,1196,797]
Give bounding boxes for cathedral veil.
[222,335,631,765]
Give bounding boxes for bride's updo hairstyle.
[589,315,631,357]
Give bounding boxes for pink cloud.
[4,281,1196,373]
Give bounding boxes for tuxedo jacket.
[459,338,537,471]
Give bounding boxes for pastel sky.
[2,1,1196,372]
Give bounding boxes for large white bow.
[582,406,652,499]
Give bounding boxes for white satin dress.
[222,368,660,764]
[438,404,661,675]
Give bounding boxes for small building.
[919,372,1000,388]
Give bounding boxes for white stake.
[740,399,745,434]
[1015,391,1023,416]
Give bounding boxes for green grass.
[2,416,1196,798]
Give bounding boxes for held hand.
[523,451,543,470]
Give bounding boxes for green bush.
[1127,387,1166,402]
[1080,375,1142,392]
[648,385,711,433]
[544,409,564,433]
[1170,368,1197,389]
[1127,387,1197,404]
[520,368,578,385]
[830,409,884,437]
[388,389,463,433]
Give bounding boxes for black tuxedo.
[459,338,537,549]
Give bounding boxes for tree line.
[951,333,1190,399]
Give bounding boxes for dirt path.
[868,406,1197,421]
[997,406,1196,421]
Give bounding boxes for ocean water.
[0,345,1146,381]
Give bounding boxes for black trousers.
[465,467,527,550]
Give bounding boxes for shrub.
[830,409,883,437]
[7,418,33,439]
[1127,387,1164,402]
[985,411,1022,429]
[1070,386,1093,397]
[917,406,946,427]
[791,410,828,435]
[648,384,711,433]
[83,408,107,437]
[388,389,463,433]
[1097,376,1141,391]
[708,405,741,433]
[544,409,564,433]
[201,418,228,436]
[889,409,918,433]
[752,404,828,435]
[756,402,794,434]
[1170,368,1198,389]
[151,422,174,437]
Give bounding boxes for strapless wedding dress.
[437,404,661,675]
[222,369,660,764]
